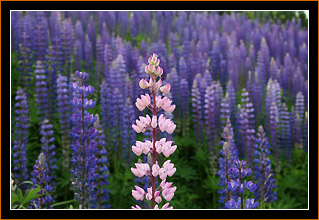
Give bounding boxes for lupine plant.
[35,60,49,121]
[30,153,54,209]
[217,123,238,208]
[12,88,29,186]
[253,126,277,208]
[40,119,57,188]
[69,71,98,209]
[131,53,177,209]
[92,114,110,209]
[225,160,259,209]
[56,74,70,171]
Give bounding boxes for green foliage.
[273,147,308,209]
[11,182,42,209]
[243,11,308,29]
[108,168,135,208]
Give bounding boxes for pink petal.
[155,196,162,204]
[132,145,142,156]
[166,168,176,177]
[132,124,142,133]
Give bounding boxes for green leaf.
[51,199,75,208]
[22,188,42,205]
[11,192,19,204]
[17,188,23,202]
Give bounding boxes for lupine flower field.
[11,11,308,209]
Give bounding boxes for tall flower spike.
[132,53,177,209]
[30,153,53,209]
[56,74,70,171]
[40,119,57,189]
[303,112,308,152]
[12,88,29,186]
[279,102,292,160]
[92,114,110,209]
[269,102,281,172]
[295,91,305,121]
[191,79,203,147]
[253,126,277,208]
[180,78,190,136]
[225,159,259,209]
[217,123,239,208]
[35,60,49,121]
[238,89,255,167]
[69,71,98,209]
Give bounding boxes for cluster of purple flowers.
[30,153,54,209]
[40,119,57,188]
[69,71,98,209]
[12,88,29,186]
[69,71,110,209]
[225,160,259,209]
[56,74,70,171]
[253,126,277,207]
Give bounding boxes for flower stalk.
[131,53,177,209]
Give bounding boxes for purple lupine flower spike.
[33,11,49,62]
[295,91,305,121]
[35,60,49,121]
[253,126,277,207]
[57,74,70,171]
[225,159,259,209]
[74,40,83,72]
[303,112,308,152]
[70,71,98,209]
[95,35,104,85]
[92,114,110,209]
[12,88,29,186]
[30,153,54,209]
[84,34,93,74]
[269,102,281,172]
[40,119,57,188]
[238,89,255,167]
[180,78,190,136]
[218,123,239,208]
[192,79,204,148]
[279,102,292,160]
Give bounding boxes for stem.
[151,85,157,209]
[39,168,43,209]
[96,136,102,208]
[225,156,231,201]
[81,90,86,209]
[239,164,244,209]
[260,136,265,207]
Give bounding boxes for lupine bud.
[148,77,155,87]
[152,162,160,177]
[151,116,157,128]
[155,79,162,91]
[139,78,149,89]
[155,66,163,77]
[155,191,162,204]
[160,84,171,94]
